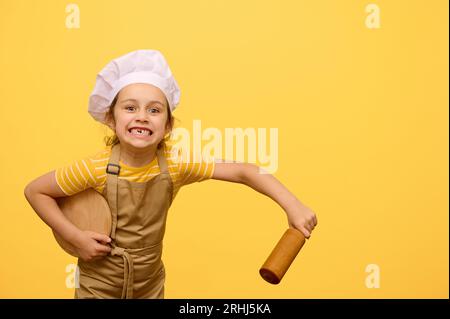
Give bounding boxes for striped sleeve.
[175,147,215,186]
[54,154,99,196]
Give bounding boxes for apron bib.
[75,143,173,299]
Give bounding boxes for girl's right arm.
[24,171,111,261]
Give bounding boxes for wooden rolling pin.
[259,228,306,284]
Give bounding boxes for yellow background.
[0,0,448,298]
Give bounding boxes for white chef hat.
[88,49,181,124]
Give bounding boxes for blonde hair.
[103,94,175,149]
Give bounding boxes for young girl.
[24,50,317,299]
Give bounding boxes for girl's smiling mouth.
[127,127,153,138]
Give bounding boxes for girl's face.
[110,83,170,149]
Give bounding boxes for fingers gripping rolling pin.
[259,228,306,284]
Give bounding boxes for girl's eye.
[124,106,160,113]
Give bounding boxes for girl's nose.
[135,110,149,122]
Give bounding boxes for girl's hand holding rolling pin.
[286,200,317,239]
[72,231,112,262]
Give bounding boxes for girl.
[24,50,317,299]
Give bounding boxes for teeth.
[130,128,151,136]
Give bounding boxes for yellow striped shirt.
[55,141,215,202]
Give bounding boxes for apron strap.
[111,246,134,299]
[110,243,162,299]
[106,143,121,241]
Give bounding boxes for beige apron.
[75,142,173,299]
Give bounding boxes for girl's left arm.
[211,161,317,238]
